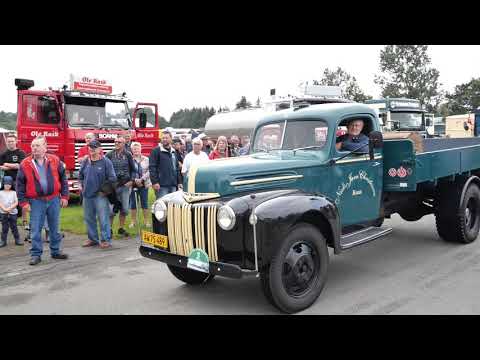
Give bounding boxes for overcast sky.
[1,45,480,121]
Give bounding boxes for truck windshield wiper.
[292,146,324,154]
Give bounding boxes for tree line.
[2,45,479,131]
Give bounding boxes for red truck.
[14,76,161,193]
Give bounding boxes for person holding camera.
[106,135,137,237]
[129,142,151,229]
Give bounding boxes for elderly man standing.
[182,137,209,178]
[149,131,181,199]
[106,135,137,237]
[79,140,117,248]
[16,135,69,266]
[77,133,102,162]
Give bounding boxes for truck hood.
[188,151,326,197]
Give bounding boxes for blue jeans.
[155,186,177,199]
[30,196,62,258]
[113,185,131,216]
[130,187,149,209]
[83,195,111,244]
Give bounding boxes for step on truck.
[14,76,160,193]
[140,102,480,313]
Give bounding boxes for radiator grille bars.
[166,203,218,261]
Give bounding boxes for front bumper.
[139,245,258,279]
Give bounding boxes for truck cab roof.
[257,102,378,127]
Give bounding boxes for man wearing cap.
[79,140,117,248]
[336,119,369,152]
[16,135,69,266]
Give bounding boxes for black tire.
[398,203,425,222]
[167,265,215,285]
[260,223,329,314]
[435,182,480,244]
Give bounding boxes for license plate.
[142,231,168,249]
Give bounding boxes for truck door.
[132,103,160,156]
[330,116,383,226]
[18,93,63,157]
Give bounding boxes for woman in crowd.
[129,142,151,228]
[208,136,230,160]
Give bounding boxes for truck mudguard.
[253,193,341,268]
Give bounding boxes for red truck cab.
[15,77,161,193]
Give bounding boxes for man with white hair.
[16,135,69,265]
[182,137,210,178]
[78,133,102,162]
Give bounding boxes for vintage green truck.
[140,102,480,313]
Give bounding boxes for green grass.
[59,189,157,238]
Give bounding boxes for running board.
[340,226,393,250]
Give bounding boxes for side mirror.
[139,113,147,128]
[369,131,383,160]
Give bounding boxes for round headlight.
[152,200,167,222]
[217,205,236,231]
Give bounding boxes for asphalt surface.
[1,214,480,315]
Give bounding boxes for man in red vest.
[16,135,69,266]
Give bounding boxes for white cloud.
[1,45,480,121]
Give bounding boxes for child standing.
[0,176,22,247]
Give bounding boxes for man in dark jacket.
[149,131,181,199]
[106,135,137,237]
[79,140,117,248]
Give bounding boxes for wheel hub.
[282,242,319,297]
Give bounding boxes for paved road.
[2,214,480,314]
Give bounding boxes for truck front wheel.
[167,265,215,285]
[260,223,329,314]
[436,182,480,244]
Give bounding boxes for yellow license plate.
[142,231,168,249]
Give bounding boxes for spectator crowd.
[0,131,249,266]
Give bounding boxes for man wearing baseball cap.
[79,139,117,248]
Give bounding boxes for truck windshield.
[252,120,329,153]
[65,97,130,129]
[390,112,423,130]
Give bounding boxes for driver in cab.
[335,119,369,152]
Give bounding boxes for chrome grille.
[166,203,218,261]
[74,141,115,170]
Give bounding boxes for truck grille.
[74,141,115,170]
[166,203,218,261]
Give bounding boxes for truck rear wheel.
[260,223,329,314]
[435,182,480,244]
[167,265,215,285]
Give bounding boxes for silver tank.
[204,108,269,140]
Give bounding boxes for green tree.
[235,96,251,109]
[443,78,480,115]
[169,106,216,128]
[316,67,372,102]
[255,97,261,107]
[374,45,442,112]
[0,111,17,130]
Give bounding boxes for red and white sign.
[70,75,112,94]
[388,168,397,177]
[397,166,407,178]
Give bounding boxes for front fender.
[253,194,341,269]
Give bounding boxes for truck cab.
[15,77,160,192]
[365,98,431,138]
